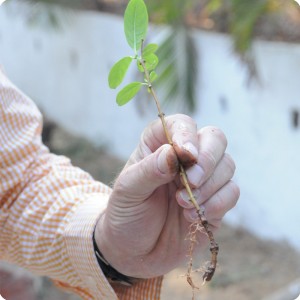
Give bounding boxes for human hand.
[95,114,239,279]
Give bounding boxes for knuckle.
[201,149,217,170]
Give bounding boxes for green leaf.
[116,82,143,106]
[108,57,133,89]
[137,54,159,72]
[142,43,158,57]
[137,59,144,72]
[144,53,159,71]
[124,0,148,53]
[147,53,159,71]
[149,71,158,82]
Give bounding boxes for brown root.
[185,219,202,295]
[185,212,219,298]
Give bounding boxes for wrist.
[94,213,144,280]
[92,230,140,286]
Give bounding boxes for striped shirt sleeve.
[0,68,163,300]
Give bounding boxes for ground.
[40,123,300,300]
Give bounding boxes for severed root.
[197,209,219,283]
[185,208,219,298]
[203,244,219,283]
[180,165,219,286]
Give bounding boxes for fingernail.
[182,142,198,160]
[190,209,199,221]
[179,189,200,202]
[179,189,200,209]
[179,189,190,202]
[186,164,204,187]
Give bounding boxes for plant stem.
[139,53,219,284]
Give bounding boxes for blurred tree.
[189,0,298,78]
[197,0,290,54]
[145,0,198,112]
[10,0,299,110]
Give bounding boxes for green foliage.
[230,0,271,53]
[142,43,159,57]
[108,57,133,89]
[204,0,285,55]
[149,71,158,83]
[116,82,143,106]
[155,28,197,112]
[109,0,161,107]
[124,0,148,53]
[146,0,194,25]
[205,0,223,14]
[142,53,159,72]
[145,0,198,112]
[108,0,197,111]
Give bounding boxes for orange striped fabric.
[0,68,163,300]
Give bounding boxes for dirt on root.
[43,122,300,300]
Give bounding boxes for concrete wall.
[1,2,300,250]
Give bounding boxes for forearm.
[0,68,164,300]
[0,69,116,298]
[1,152,115,298]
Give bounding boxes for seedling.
[108,0,219,295]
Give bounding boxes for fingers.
[184,126,228,188]
[182,181,240,226]
[177,153,238,226]
[113,144,179,202]
[131,116,227,187]
[124,115,233,213]
[177,153,236,208]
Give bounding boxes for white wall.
[1,2,300,250]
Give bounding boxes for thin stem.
[139,47,218,284]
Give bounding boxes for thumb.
[114,144,178,201]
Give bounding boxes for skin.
[95,114,240,279]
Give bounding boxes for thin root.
[185,211,219,294]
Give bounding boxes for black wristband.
[92,232,138,286]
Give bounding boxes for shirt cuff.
[64,193,118,300]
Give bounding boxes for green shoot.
[108,0,219,292]
[108,0,159,106]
